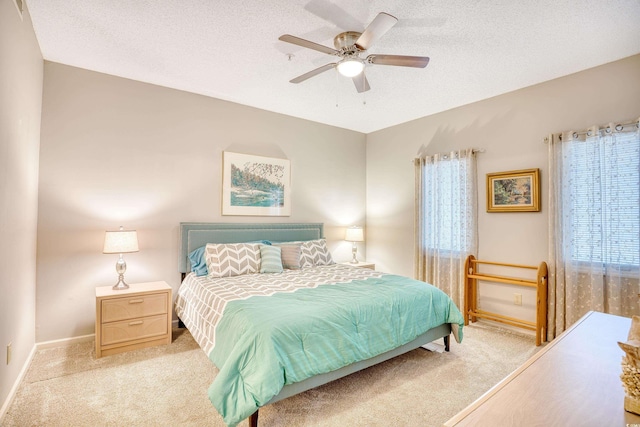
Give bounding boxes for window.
[415,148,477,308]
[424,159,473,253]
[563,129,640,267]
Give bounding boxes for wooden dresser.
[95,281,172,358]
[445,311,640,427]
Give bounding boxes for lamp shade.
[345,227,364,242]
[103,229,139,254]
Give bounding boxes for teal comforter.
[208,274,464,426]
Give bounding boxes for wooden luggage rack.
[464,255,548,346]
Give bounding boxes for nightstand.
[340,261,375,270]
[95,281,172,358]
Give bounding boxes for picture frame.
[222,152,291,216]
[486,168,540,212]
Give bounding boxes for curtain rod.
[544,119,640,143]
[414,148,485,162]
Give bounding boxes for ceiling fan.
[279,12,430,93]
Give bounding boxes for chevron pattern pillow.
[205,243,261,278]
[300,239,334,268]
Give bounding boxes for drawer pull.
[128,320,144,326]
[129,299,144,304]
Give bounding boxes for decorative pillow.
[276,243,302,270]
[300,239,334,268]
[205,243,261,278]
[260,245,283,273]
[188,246,208,276]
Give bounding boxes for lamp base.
[112,274,129,290]
[112,255,129,290]
[351,243,358,263]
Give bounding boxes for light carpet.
[3,323,540,426]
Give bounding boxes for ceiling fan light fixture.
[280,12,425,92]
[337,58,364,77]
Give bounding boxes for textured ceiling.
[27,0,640,133]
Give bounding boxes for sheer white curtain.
[547,120,640,339]
[415,148,477,309]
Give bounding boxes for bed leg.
[444,335,450,352]
[178,319,186,329]
[248,410,259,427]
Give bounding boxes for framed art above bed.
[222,152,291,216]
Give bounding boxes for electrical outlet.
[514,293,522,306]
[6,342,11,365]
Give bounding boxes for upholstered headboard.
[178,222,324,274]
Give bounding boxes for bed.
[174,222,464,427]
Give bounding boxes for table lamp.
[103,226,139,290]
[345,226,364,264]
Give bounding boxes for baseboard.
[0,344,37,422]
[36,321,181,350]
[475,319,536,337]
[36,333,95,350]
[18,323,181,353]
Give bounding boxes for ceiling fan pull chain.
[362,70,367,106]
[335,68,340,108]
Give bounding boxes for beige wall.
[0,0,43,414]
[366,54,640,323]
[36,63,366,342]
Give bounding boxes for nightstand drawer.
[101,293,168,322]
[101,314,169,346]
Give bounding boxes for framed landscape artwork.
[222,152,291,216]
[486,168,540,212]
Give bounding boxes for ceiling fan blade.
[290,63,336,84]
[304,0,362,31]
[275,27,337,55]
[355,12,398,51]
[352,73,370,93]
[279,34,339,56]
[367,54,430,68]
